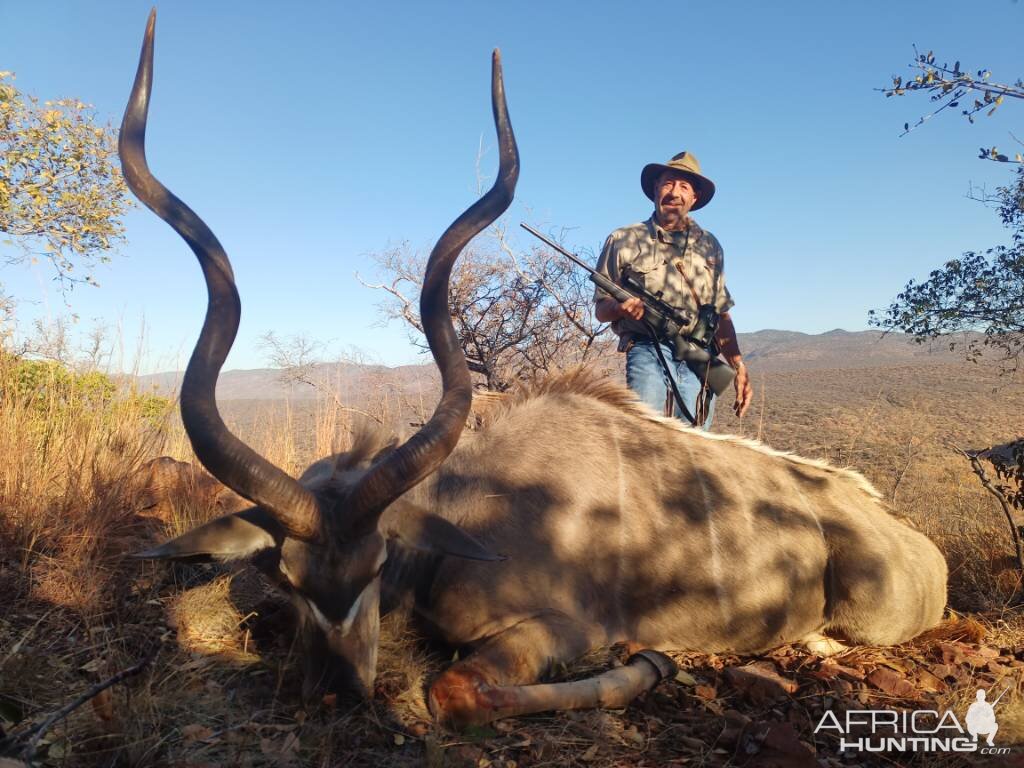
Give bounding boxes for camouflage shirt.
[594,215,734,339]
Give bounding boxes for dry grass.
[1,356,1023,766]
[0,365,170,621]
[167,573,262,663]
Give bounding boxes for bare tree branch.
[260,332,384,425]
[5,651,155,761]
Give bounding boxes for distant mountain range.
[135,330,975,401]
[737,329,971,371]
[136,360,438,402]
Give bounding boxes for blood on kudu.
[122,9,948,728]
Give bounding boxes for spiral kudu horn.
[345,51,520,531]
[119,10,320,539]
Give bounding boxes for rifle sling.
[641,319,698,426]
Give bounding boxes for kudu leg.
[428,614,676,728]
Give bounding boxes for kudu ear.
[135,508,284,561]
[382,501,504,562]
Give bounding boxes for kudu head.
[121,10,518,699]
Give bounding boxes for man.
[594,151,752,427]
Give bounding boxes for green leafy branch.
[880,47,1024,162]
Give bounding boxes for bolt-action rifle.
[520,223,736,398]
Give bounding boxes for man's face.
[654,171,698,230]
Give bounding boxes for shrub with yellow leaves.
[0,71,131,288]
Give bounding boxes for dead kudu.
[122,13,948,728]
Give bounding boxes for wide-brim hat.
[640,151,715,210]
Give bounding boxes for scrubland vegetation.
[1,351,1022,767]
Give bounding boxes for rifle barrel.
[519,223,595,274]
[520,221,680,330]
[992,686,1010,707]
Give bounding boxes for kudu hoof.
[428,665,505,729]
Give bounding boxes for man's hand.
[617,297,645,321]
[595,296,645,323]
[733,363,753,417]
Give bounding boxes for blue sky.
[2,0,1021,373]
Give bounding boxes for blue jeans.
[625,339,715,429]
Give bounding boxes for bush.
[0,353,169,425]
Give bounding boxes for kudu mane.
[482,367,882,500]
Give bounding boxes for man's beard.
[657,203,688,230]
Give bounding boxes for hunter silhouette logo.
[966,687,1006,747]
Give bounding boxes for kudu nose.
[302,652,375,703]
